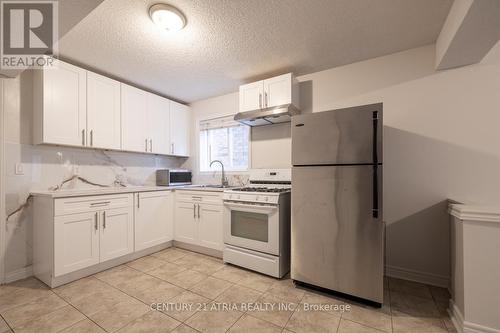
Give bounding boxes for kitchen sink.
[200,184,232,188]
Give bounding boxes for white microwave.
[156,169,192,186]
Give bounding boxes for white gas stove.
[222,169,291,278]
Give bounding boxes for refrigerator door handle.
[372,111,379,164]
[372,111,379,218]
[373,165,379,218]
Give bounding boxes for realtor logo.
[1,0,58,69]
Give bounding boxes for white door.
[54,211,99,276]
[147,93,170,154]
[263,73,292,108]
[174,201,197,245]
[42,60,87,146]
[121,84,149,153]
[169,101,190,156]
[198,203,223,250]
[99,207,134,261]
[135,191,173,251]
[87,72,121,150]
[239,81,264,112]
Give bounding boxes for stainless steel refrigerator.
[291,103,384,305]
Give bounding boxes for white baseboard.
[449,300,500,333]
[5,265,33,283]
[385,265,450,288]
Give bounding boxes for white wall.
[1,72,185,281]
[188,43,500,285]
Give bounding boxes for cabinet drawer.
[175,190,222,205]
[55,193,133,216]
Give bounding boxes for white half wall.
[188,42,500,286]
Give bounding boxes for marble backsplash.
[4,141,186,278]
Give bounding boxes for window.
[199,115,250,172]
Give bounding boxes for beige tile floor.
[0,247,455,333]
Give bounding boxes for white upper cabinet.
[263,73,293,108]
[34,59,191,156]
[34,59,87,146]
[239,81,264,112]
[87,72,121,150]
[238,73,299,112]
[121,84,149,153]
[170,101,190,156]
[147,93,170,155]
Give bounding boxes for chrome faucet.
[210,160,229,187]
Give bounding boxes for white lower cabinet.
[54,211,100,277]
[135,191,173,251]
[33,193,146,287]
[198,204,224,250]
[99,207,134,262]
[33,189,222,288]
[174,191,223,251]
[174,201,198,244]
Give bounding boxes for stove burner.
[235,187,289,193]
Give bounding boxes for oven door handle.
[223,201,278,212]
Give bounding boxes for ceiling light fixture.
[149,3,186,32]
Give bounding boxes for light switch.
[15,163,24,175]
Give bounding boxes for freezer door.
[292,103,382,165]
[291,165,384,303]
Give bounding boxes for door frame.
[0,78,6,284]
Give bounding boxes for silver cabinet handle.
[149,139,152,152]
[90,130,93,147]
[171,143,175,154]
[193,203,196,218]
[94,212,98,231]
[90,201,110,206]
[145,139,148,152]
[264,92,268,107]
[259,93,262,109]
[82,129,86,146]
[103,211,106,229]
[137,193,140,208]
[197,204,200,219]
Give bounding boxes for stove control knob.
[236,195,240,200]
[255,196,259,201]
[264,196,269,202]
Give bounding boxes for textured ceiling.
[57,0,453,103]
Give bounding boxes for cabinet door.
[198,203,223,250]
[239,81,264,112]
[87,72,121,149]
[121,84,149,153]
[100,207,134,262]
[42,60,87,146]
[147,93,170,154]
[135,191,173,251]
[54,211,99,276]
[263,73,292,108]
[174,201,197,245]
[169,101,190,156]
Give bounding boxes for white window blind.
[199,115,249,172]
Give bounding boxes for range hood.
[234,103,300,127]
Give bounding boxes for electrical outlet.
[15,163,24,175]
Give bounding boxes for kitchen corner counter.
[30,186,176,198]
[30,184,231,198]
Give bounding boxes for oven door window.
[231,210,268,242]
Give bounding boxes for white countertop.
[30,185,229,198]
